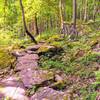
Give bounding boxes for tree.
[84,0,88,22]
[34,13,39,35]
[59,0,68,36]
[69,0,78,39]
[73,0,77,29]
[19,0,37,44]
[93,0,96,21]
[3,0,7,30]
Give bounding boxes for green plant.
[86,92,97,100]
[79,52,100,65]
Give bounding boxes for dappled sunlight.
[0,86,28,100]
[0,0,100,99]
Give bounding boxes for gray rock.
[20,70,54,88]
[30,87,68,100]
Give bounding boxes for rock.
[0,76,24,88]
[0,87,29,100]
[54,71,68,83]
[16,54,39,71]
[0,75,28,100]
[37,45,55,54]
[18,54,39,60]
[26,45,41,51]
[75,50,85,58]
[30,87,68,100]
[0,93,4,100]
[12,51,27,57]
[96,94,100,100]
[20,70,54,88]
[55,75,63,82]
[26,42,46,52]
[26,50,37,54]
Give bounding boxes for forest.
[0,0,100,100]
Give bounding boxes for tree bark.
[50,16,53,29]
[4,0,7,30]
[73,0,77,29]
[70,0,78,39]
[84,0,88,22]
[20,0,37,44]
[93,0,96,21]
[59,0,68,35]
[34,13,39,35]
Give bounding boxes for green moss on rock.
[0,49,16,69]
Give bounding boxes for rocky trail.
[0,42,100,100]
[0,43,69,100]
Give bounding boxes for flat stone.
[18,54,39,60]
[0,75,29,100]
[26,45,41,51]
[16,54,39,71]
[0,87,29,100]
[16,60,38,70]
[26,50,37,54]
[19,70,54,88]
[0,76,24,88]
[12,51,27,57]
[37,45,55,54]
[30,87,68,100]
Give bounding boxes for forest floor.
[0,24,100,100]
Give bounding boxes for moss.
[47,34,62,43]
[0,49,16,69]
[38,45,50,53]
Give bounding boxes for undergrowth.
[38,27,100,99]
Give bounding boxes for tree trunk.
[59,0,68,35]
[59,0,64,29]
[50,16,53,29]
[4,0,7,30]
[93,0,96,21]
[84,0,88,22]
[70,0,78,39]
[34,13,39,35]
[19,0,37,44]
[73,0,77,29]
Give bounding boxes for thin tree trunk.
[4,0,7,30]
[84,0,88,22]
[79,1,82,20]
[46,19,49,30]
[34,13,39,35]
[70,0,78,39]
[20,0,37,44]
[59,0,64,30]
[59,0,67,35]
[73,0,77,29]
[50,16,53,29]
[93,0,96,21]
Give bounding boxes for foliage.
[39,30,100,78]
[0,49,16,69]
[0,0,99,99]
